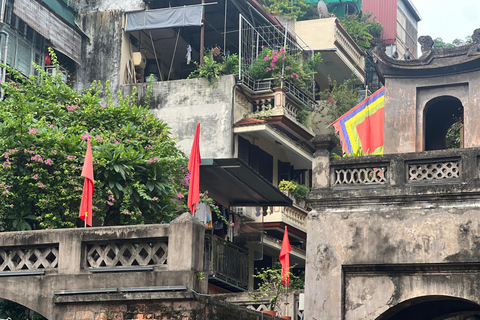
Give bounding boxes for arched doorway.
[424,96,464,151]
[0,298,47,320]
[375,296,480,320]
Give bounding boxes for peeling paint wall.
[121,76,236,158]
[75,0,144,14]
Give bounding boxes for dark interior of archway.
[424,97,463,151]
[0,299,47,320]
[376,297,480,320]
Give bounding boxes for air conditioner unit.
[234,207,257,220]
[132,52,146,69]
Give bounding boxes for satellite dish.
[317,0,329,19]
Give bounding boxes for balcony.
[295,17,366,89]
[234,199,309,234]
[310,141,480,208]
[204,235,249,292]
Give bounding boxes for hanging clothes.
[194,202,212,227]
[186,45,192,65]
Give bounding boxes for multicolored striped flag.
[331,87,385,155]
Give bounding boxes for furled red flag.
[79,138,94,227]
[188,123,201,215]
[279,226,292,287]
[331,87,385,155]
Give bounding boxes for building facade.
[362,0,421,59]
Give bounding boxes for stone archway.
[375,296,480,320]
[0,298,47,320]
[424,96,464,151]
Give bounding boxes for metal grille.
[204,235,249,290]
[238,14,315,101]
[85,241,168,268]
[408,161,460,182]
[334,167,387,185]
[0,246,58,271]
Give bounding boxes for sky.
[412,0,480,43]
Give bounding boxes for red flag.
[279,226,291,287]
[79,138,94,226]
[188,123,201,215]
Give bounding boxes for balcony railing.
[204,235,249,290]
[334,19,365,70]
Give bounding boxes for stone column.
[311,134,338,189]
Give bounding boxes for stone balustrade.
[0,212,206,319]
[311,135,480,207]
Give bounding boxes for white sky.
[412,0,480,43]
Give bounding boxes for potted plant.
[251,262,303,318]
[278,180,309,208]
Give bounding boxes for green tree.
[0,50,186,231]
[320,77,360,121]
[257,0,310,20]
[433,36,472,49]
[339,12,382,51]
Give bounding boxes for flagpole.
[85,212,87,228]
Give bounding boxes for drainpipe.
[0,27,8,101]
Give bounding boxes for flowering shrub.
[0,50,186,230]
[248,47,321,92]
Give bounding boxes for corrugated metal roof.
[362,0,397,44]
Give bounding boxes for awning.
[125,5,203,32]
[200,158,293,207]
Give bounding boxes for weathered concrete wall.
[77,10,124,92]
[75,0,143,14]
[305,142,480,319]
[121,76,236,158]
[0,213,205,319]
[384,69,480,153]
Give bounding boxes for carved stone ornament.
[472,28,480,43]
[418,35,434,54]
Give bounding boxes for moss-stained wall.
[77,10,124,92]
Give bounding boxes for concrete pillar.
[58,232,82,274]
[168,212,205,272]
[311,134,338,188]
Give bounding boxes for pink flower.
[178,193,184,199]
[230,221,235,226]
[81,133,91,141]
[286,66,290,69]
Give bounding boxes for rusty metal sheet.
[14,0,81,64]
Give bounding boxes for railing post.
[312,135,338,188]
[168,212,205,271]
[58,231,82,274]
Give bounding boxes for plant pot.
[280,317,291,320]
[262,310,277,316]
